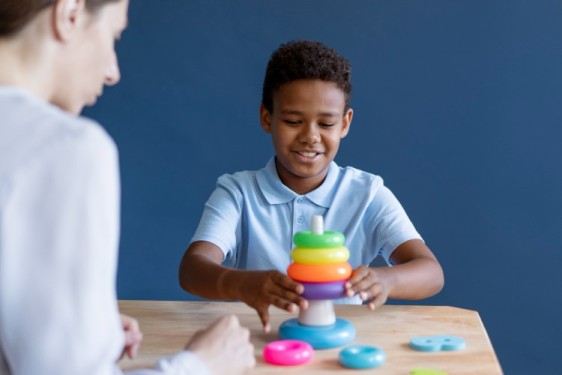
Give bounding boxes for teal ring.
[339,345,386,369]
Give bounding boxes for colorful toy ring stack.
[279,215,356,349]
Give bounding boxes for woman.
[0,1,255,374]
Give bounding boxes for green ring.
[293,231,345,248]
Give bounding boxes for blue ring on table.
[279,318,356,349]
[409,335,466,352]
[301,280,346,300]
[339,345,386,369]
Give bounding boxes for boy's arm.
[179,241,308,332]
[346,239,444,309]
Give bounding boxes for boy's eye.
[283,119,300,125]
[319,123,336,127]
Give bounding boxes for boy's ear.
[340,108,353,139]
[52,0,86,42]
[260,105,272,133]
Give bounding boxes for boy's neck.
[274,158,328,195]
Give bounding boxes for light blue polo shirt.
[191,157,422,277]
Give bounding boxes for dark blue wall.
[84,1,562,373]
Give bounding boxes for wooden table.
[118,300,502,374]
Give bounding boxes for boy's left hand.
[345,266,390,310]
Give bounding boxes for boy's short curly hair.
[261,40,352,113]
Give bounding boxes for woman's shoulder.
[0,89,116,175]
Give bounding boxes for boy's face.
[260,79,353,194]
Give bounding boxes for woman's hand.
[119,314,143,359]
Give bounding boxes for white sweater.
[0,87,209,375]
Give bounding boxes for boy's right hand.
[238,270,308,333]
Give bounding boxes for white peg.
[311,215,324,235]
[298,300,336,326]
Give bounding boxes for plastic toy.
[410,335,466,352]
[278,317,355,349]
[339,345,386,369]
[291,246,349,263]
[300,280,346,300]
[263,339,313,366]
[279,215,356,349]
[287,262,352,282]
[410,368,448,375]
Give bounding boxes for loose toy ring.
[293,231,345,248]
[291,246,350,264]
[409,335,466,352]
[339,345,386,369]
[288,262,352,283]
[263,340,313,366]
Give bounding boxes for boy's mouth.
[297,151,320,158]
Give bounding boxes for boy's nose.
[299,124,320,144]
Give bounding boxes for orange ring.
[287,262,352,283]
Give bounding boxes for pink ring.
[263,339,314,366]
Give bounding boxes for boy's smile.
[260,79,353,195]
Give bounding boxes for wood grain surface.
[118,300,502,374]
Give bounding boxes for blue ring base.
[279,318,356,349]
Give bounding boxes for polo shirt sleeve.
[368,185,422,264]
[190,174,243,262]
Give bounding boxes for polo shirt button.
[297,198,303,203]
[297,216,304,223]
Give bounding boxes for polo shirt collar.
[256,157,340,208]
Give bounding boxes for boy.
[179,40,444,333]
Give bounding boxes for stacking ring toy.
[263,340,313,366]
[291,246,350,264]
[339,345,386,369]
[293,231,345,248]
[287,262,352,282]
[301,280,346,300]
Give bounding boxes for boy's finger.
[369,290,387,310]
[273,287,307,308]
[273,273,304,294]
[346,266,370,286]
[270,295,298,313]
[256,307,271,333]
[357,280,383,301]
[346,276,373,297]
